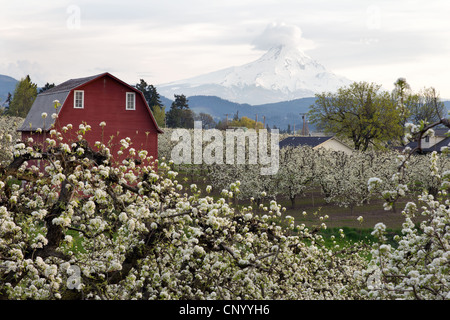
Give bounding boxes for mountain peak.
[259,44,311,60]
[260,45,325,70]
[157,46,351,105]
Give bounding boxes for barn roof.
[279,136,334,148]
[18,72,163,133]
[42,74,101,95]
[17,91,66,131]
[18,73,105,131]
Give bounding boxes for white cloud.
[251,22,315,51]
[0,0,449,98]
[0,61,46,85]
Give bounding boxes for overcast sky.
[1,0,450,99]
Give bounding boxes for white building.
[279,136,354,155]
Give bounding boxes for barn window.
[126,92,136,110]
[74,90,84,109]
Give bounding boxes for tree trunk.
[290,196,296,209]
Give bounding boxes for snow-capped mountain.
[157,45,352,105]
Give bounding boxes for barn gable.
[18,73,163,134]
[18,72,163,160]
[18,74,101,132]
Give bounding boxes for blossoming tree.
[0,120,369,299]
[0,114,449,300]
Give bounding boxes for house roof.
[279,136,335,148]
[426,137,450,152]
[404,137,450,153]
[18,72,163,133]
[403,126,450,153]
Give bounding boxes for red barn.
[18,72,163,162]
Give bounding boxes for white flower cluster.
[0,123,449,300]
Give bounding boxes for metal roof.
[41,74,102,95]
[18,73,106,132]
[18,91,67,131]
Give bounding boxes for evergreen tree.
[135,79,162,112]
[171,94,189,109]
[7,75,37,118]
[39,82,55,94]
[0,93,12,111]
[6,92,12,106]
[166,94,194,128]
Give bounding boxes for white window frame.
[126,92,136,110]
[74,90,84,109]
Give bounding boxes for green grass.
[6,177,21,187]
[65,229,87,254]
[319,226,401,249]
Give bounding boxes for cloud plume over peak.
[252,22,306,50]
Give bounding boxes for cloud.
[0,60,45,83]
[252,22,306,50]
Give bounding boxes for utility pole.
[224,114,230,127]
[255,114,258,130]
[300,113,309,136]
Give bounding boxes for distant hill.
[160,94,316,131]
[160,95,450,131]
[0,75,18,105]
